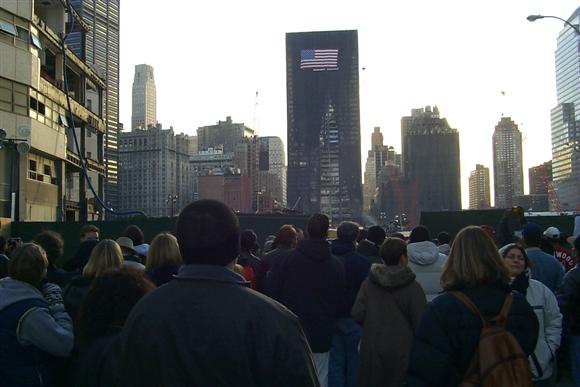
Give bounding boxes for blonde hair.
[83,239,124,278]
[146,233,182,269]
[441,226,510,291]
[9,243,48,286]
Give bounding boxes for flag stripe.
[300,48,339,70]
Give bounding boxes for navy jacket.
[407,283,539,386]
[268,239,345,353]
[331,239,371,318]
[526,247,564,292]
[145,264,179,287]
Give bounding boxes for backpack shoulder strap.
[493,293,513,326]
[452,291,485,324]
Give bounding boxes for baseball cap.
[543,227,560,240]
[522,223,543,240]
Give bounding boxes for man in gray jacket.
[407,226,447,301]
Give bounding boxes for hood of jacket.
[331,239,355,256]
[296,239,332,262]
[408,241,441,265]
[0,277,44,312]
[438,244,450,256]
[369,264,416,288]
[357,239,379,257]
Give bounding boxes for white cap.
[134,243,149,257]
[543,227,560,239]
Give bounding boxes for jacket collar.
[296,239,332,262]
[331,239,355,255]
[175,264,250,286]
[525,247,542,252]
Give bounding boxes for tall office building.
[469,164,491,209]
[67,0,120,213]
[259,136,287,206]
[492,117,524,208]
[363,127,401,213]
[118,125,195,217]
[1,1,106,221]
[197,116,254,154]
[523,161,552,212]
[131,64,156,130]
[529,161,552,195]
[401,106,461,215]
[550,7,580,210]
[286,30,362,221]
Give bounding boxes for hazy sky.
[119,0,578,208]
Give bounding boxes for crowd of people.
[0,199,579,387]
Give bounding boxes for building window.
[59,114,69,127]
[28,155,56,185]
[30,33,42,49]
[15,26,28,41]
[0,19,17,36]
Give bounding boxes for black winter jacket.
[558,265,580,335]
[118,264,319,387]
[406,283,539,386]
[63,276,93,322]
[74,332,121,387]
[331,240,371,318]
[267,239,345,353]
[356,239,383,265]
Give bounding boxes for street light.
[526,14,580,35]
[0,128,30,221]
[165,194,178,217]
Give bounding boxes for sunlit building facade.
[493,117,523,209]
[551,7,580,210]
[0,0,106,221]
[131,64,156,130]
[67,0,120,212]
[469,164,491,209]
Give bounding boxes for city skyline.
[118,1,578,209]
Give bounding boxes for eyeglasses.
[505,254,525,261]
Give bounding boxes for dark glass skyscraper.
[67,0,120,212]
[286,30,362,221]
[401,106,461,217]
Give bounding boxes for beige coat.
[352,264,426,387]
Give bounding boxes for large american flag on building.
[300,49,339,70]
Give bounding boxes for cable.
[61,2,145,217]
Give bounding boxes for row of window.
[0,78,70,130]
[0,18,42,49]
[28,154,57,186]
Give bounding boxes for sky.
[118,0,578,209]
